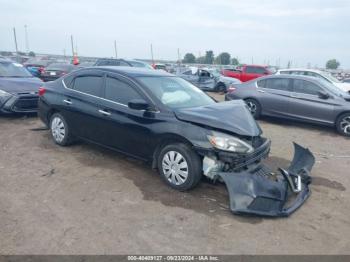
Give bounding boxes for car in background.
[75,61,95,69]
[344,78,350,83]
[125,60,153,69]
[24,60,53,77]
[93,58,132,67]
[40,63,76,82]
[276,68,350,92]
[0,58,42,114]
[38,66,315,217]
[221,65,273,82]
[152,63,167,71]
[178,67,241,92]
[225,74,350,136]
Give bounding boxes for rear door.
[288,79,335,124]
[257,78,292,116]
[60,70,106,142]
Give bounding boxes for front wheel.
[336,113,350,136]
[157,143,202,191]
[215,83,226,93]
[244,98,261,119]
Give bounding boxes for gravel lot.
[0,93,349,255]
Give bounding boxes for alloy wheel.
[162,151,189,186]
[51,116,66,143]
[246,101,257,115]
[340,116,350,135]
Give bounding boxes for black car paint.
[38,67,314,217]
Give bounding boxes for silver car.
[178,67,241,92]
[225,75,350,136]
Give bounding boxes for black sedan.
[38,67,315,217]
[0,58,42,114]
[225,75,350,136]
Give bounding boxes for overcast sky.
[0,0,349,68]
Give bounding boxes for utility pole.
[24,24,29,52]
[63,49,66,61]
[114,40,118,59]
[150,44,154,65]
[13,27,19,61]
[70,35,75,56]
[177,48,180,64]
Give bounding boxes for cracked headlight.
[207,131,253,153]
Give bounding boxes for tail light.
[227,85,236,93]
[38,87,46,96]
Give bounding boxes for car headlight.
[207,131,253,153]
[0,89,10,97]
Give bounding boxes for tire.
[215,83,226,93]
[49,113,74,146]
[244,98,261,119]
[157,143,202,191]
[336,113,350,137]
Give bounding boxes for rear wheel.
[157,143,202,191]
[244,98,261,119]
[50,113,74,146]
[336,113,350,136]
[215,83,226,93]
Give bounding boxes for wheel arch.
[335,110,350,125]
[151,133,195,169]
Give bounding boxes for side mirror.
[318,90,330,99]
[128,99,150,110]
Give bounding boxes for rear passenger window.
[105,77,142,105]
[293,80,321,95]
[73,76,103,97]
[265,79,291,91]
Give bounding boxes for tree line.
[182,51,239,65]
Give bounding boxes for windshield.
[319,79,348,97]
[319,71,341,83]
[0,62,32,77]
[137,76,215,109]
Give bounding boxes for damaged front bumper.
[217,143,315,217]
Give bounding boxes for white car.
[276,68,350,92]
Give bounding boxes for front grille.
[12,94,39,111]
[218,138,271,171]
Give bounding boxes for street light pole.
[13,27,19,61]
[114,40,118,59]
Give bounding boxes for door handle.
[63,99,72,105]
[257,89,265,93]
[98,109,111,116]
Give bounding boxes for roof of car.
[83,66,173,77]
[278,68,323,73]
[258,74,324,83]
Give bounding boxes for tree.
[182,53,196,64]
[326,59,340,70]
[204,50,214,64]
[215,52,231,65]
[231,57,239,66]
[28,51,36,57]
[196,56,206,64]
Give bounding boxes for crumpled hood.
[174,100,262,137]
[335,82,350,92]
[0,77,42,94]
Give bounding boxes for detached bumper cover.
[218,143,315,217]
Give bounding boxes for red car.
[222,65,273,82]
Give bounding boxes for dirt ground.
[0,93,349,255]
